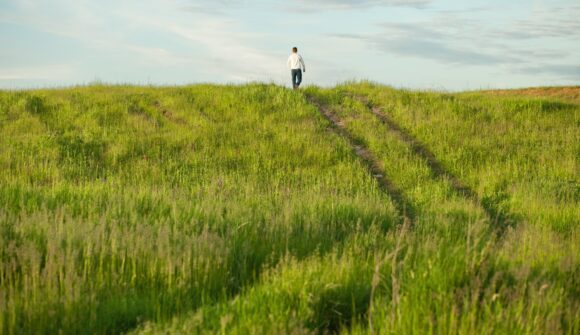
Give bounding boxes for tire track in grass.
[127,90,406,334]
[353,94,515,234]
[305,95,415,226]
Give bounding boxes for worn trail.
[306,95,415,226]
[354,95,515,232]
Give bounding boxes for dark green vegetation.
[0,83,578,334]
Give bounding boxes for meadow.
[0,83,578,334]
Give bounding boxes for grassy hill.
[478,86,580,105]
[0,83,578,334]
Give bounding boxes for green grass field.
[0,83,578,334]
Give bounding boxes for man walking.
[287,47,306,89]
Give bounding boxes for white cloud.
[2,0,289,83]
[2,0,578,89]
[124,45,195,66]
[114,6,288,83]
[0,0,203,69]
[330,5,580,82]
[164,22,285,82]
[288,0,430,12]
[0,65,74,80]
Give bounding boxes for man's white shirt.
[287,53,306,71]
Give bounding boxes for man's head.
[292,47,298,53]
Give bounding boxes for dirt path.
[306,95,415,226]
[353,95,515,233]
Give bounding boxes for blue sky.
[1,0,579,90]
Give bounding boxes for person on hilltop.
[287,47,306,90]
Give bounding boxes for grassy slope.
[343,83,578,231]
[0,83,578,334]
[0,84,397,334]
[315,83,579,333]
[478,86,580,105]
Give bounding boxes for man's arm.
[299,55,306,72]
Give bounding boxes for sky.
[0,0,579,90]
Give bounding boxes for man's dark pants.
[291,69,302,88]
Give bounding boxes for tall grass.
[0,84,397,334]
[305,83,578,334]
[0,83,577,334]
